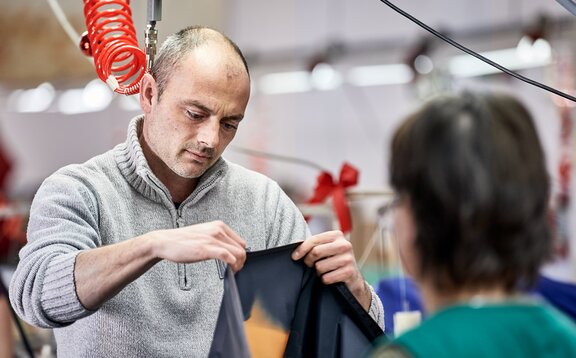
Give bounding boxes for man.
[10,26,383,357]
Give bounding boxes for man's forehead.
[182,40,248,76]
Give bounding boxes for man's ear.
[140,73,157,114]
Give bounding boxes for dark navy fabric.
[208,267,250,358]
[534,275,576,322]
[209,243,384,357]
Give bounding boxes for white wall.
[226,0,568,52]
[0,100,133,196]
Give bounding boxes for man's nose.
[197,119,220,148]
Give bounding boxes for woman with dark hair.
[371,92,576,357]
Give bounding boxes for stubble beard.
[170,146,217,179]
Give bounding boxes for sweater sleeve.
[368,282,386,330]
[9,171,100,328]
[265,181,311,248]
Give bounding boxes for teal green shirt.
[372,302,576,357]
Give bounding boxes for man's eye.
[186,110,203,120]
[223,123,238,131]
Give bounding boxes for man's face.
[141,42,250,181]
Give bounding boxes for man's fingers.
[216,240,247,263]
[318,265,358,286]
[217,243,246,272]
[211,243,246,271]
[215,221,247,248]
[157,226,247,267]
[291,230,342,261]
[208,221,246,248]
[314,253,355,276]
[289,230,370,309]
[297,237,352,267]
[229,257,245,273]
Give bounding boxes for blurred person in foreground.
[370,91,576,357]
[9,26,383,357]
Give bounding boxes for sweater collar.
[114,115,228,205]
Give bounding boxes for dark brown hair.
[390,91,551,292]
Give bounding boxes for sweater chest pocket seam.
[175,214,194,290]
[177,263,193,290]
[177,261,226,290]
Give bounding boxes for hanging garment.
[209,242,384,358]
[375,276,426,336]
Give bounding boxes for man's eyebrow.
[225,114,244,122]
[182,100,212,114]
[182,100,244,121]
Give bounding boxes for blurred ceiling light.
[310,63,342,90]
[449,47,551,78]
[413,54,434,75]
[516,14,551,64]
[58,79,113,114]
[9,82,55,113]
[405,36,435,79]
[347,64,413,86]
[83,79,113,108]
[516,36,552,62]
[259,71,312,94]
[58,89,87,114]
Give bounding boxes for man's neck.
[163,174,199,203]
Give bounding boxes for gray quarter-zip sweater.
[10,116,384,357]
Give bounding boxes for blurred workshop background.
[0,1,575,356]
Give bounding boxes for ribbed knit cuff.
[41,252,93,323]
[367,282,385,331]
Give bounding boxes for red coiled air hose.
[83,0,146,95]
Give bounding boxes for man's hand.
[151,220,247,272]
[76,220,246,310]
[291,231,371,311]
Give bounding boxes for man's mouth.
[186,150,212,162]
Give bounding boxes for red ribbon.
[306,163,359,233]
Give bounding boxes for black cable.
[0,278,35,358]
[378,0,576,103]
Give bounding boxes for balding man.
[10,26,383,357]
